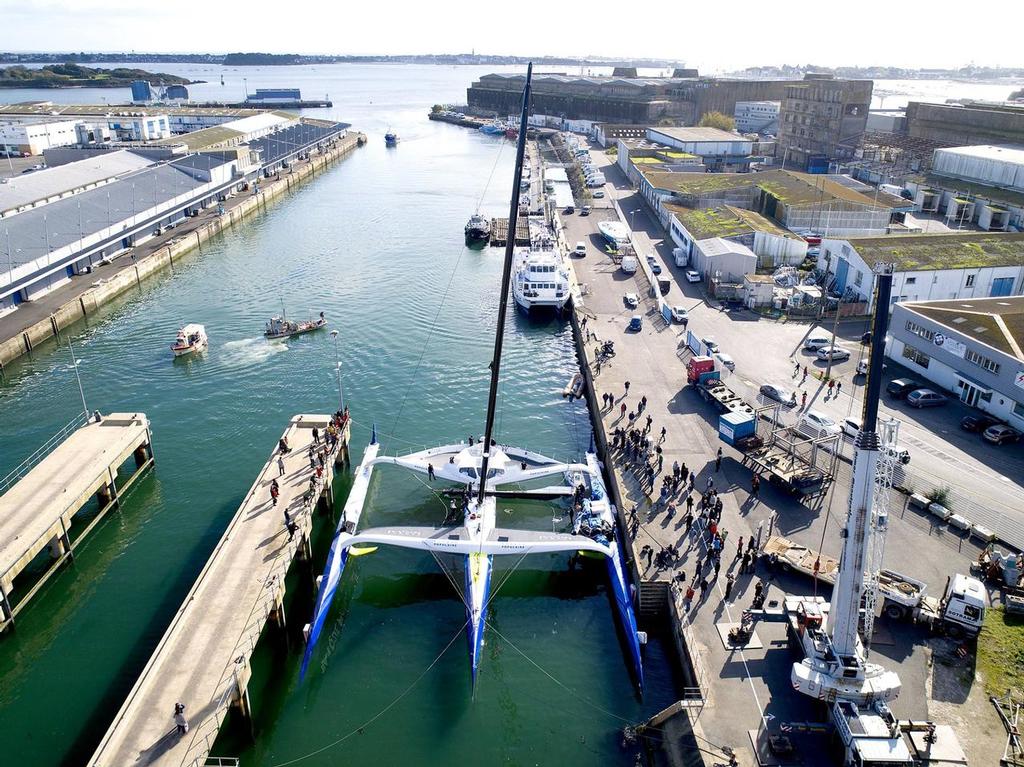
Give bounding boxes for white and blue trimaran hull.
[301,440,644,692]
[465,551,492,687]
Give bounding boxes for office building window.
[964,349,1001,375]
[905,320,934,342]
[901,344,930,369]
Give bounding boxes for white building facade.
[0,119,82,156]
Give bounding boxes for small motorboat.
[464,214,491,243]
[385,131,399,146]
[562,371,584,399]
[171,323,208,357]
[265,312,327,340]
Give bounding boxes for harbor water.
[0,65,679,766]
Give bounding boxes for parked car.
[715,352,735,371]
[797,411,841,439]
[701,337,719,354]
[592,190,605,198]
[816,345,851,362]
[841,417,862,438]
[670,306,688,324]
[563,205,574,214]
[886,378,920,399]
[760,384,797,407]
[861,332,872,345]
[628,315,643,332]
[580,205,592,216]
[803,335,832,351]
[624,292,639,308]
[906,388,948,408]
[960,413,1002,432]
[646,255,662,275]
[685,270,701,283]
[574,241,587,257]
[983,424,1022,445]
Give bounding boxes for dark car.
[886,378,920,399]
[860,332,872,345]
[961,413,1002,432]
[563,205,574,214]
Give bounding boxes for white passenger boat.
[301,65,644,694]
[512,225,570,313]
[170,323,208,357]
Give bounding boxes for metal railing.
[180,425,345,767]
[0,412,88,496]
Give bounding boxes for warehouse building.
[734,101,780,135]
[663,202,807,271]
[637,168,905,237]
[643,127,754,171]
[818,232,1024,311]
[903,144,1024,232]
[0,153,246,314]
[888,296,1024,429]
[0,118,82,156]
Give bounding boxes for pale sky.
[1,0,1021,72]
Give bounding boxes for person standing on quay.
[270,479,280,507]
[624,380,631,397]
[174,702,189,735]
[715,447,723,472]
[277,454,286,477]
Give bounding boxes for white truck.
[620,255,638,274]
[672,247,689,267]
[763,536,986,637]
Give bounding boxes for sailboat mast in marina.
[301,63,644,694]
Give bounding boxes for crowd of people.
[604,381,768,616]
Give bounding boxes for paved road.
[558,144,997,764]
[583,147,1024,551]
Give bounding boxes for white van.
[672,247,689,267]
[621,255,639,274]
[574,241,587,257]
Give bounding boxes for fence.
[0,412,88,496]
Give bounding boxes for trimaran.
[300,64,644,693]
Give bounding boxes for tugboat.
[264,312,327,340]
[464,213,491,244]
[384,131,399,147]
[170,324,208,357]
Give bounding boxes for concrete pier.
[88,413,349,767]
[0,412,153,632]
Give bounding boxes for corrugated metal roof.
[2,159,230,268]
[0,150,155,214]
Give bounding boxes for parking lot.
[577,146,1024,552]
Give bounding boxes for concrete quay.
[0,132,366,372]
[88,414,349,767]
[558,145,999,766]
[0,412,153,632]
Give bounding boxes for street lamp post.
[330,330,345,412]
[630,208,640,231]
[67,337,89,419]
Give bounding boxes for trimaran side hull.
[299,438,380,680]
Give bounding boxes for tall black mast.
[477,63,533,505]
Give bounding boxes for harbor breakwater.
[0,132,366,371]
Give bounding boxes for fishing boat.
[301,64,644,694]
[170,323,207,357]
[464,213,491,243]
[385,131,399,146]
[264,312,327,340]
